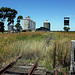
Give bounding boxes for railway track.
[0,33,69,75]
[0,33,53,75]
[0,57,47,75]
[0,56,21,75]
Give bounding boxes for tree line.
[0,7,70,33]
[0,7,23,33]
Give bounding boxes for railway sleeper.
[3,66,47,75]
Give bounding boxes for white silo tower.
[43,20,50,31]
[22,16,36,31]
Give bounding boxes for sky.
[0,0,75,31]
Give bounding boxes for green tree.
[0,9,3,21]
[0,22,4,33]
[15,15,23,32]
[63,27,70,32]
[0,7,9,33]
[0,7,18,33]
[0,7,8,22]
[7,9,17,26]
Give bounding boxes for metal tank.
[43,20,50,31]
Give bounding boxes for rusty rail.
[64,69,66,75]
[28,58,39,75]
[55,70,57,75]
[54,69,67,75]
[0,56,21,75]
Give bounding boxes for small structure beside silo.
[36,20,50,31]
[22,16,36,31]
[70,40,75,73]
[43,20,50,31]
[36,27,50,31]
[8,25,14,33]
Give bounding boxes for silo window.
[74,49,75,62]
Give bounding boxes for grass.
[0,31,75,73]
[0,32,51,67]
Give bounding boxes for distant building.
[36,20,50,31]
[8,25,14,33]
[36,27,50,31]
[22,16,36,31]
[43,20,50,31]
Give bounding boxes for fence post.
[70,40,75,73]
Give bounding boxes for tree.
[0,7,8,22]
[0,22,4,33]
[0,9,3,21]
[0,7,18,33]
[7,9,17,26]
[0,7,8,33]
[63,27,70,32]
[15,15,23,32]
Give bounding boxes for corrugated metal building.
[22,16,36,31]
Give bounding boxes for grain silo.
[43,20,50,31]
[22,16,36,31]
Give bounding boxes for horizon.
[0,0,75,31]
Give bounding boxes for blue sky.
[0,0,75,31]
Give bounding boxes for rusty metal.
[0,56,21,75]
[55,70,57,75]
[0,61,15,74]
[64,69,66,75]
[28,58,39,75]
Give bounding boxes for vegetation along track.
[1,32,73,75]
[43,33,54,50]
[0,56,68,75]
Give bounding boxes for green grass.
[0,31,75,72]
[0,32,51,68]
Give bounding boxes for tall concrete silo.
[22,16,36,31]
[43,20,50,31]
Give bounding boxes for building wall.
[22,17,36,31]
[44,23,50,29]
[22,20,28,30]
[43,20,50,31]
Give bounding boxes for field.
[0,31,75,72]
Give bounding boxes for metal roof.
[23,17,35,22]
[44,20,50,23]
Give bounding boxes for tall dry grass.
[0,32,51,68]
[0,31,75,71]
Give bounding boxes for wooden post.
[53,43,56,68]
[70,40,75,73]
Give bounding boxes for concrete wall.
[70,40,75,72]
[22,20,28,30]
[22,18,36,31]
